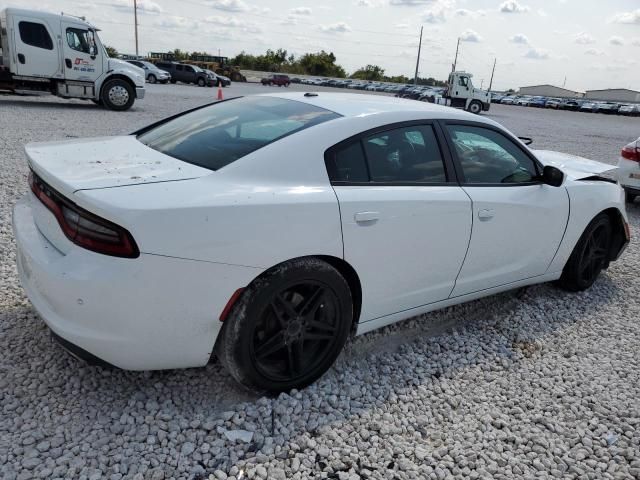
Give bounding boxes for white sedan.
[13,93,630,392]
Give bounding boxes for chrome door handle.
[354,211,379,223]
[478,208,495,221]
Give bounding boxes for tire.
[100,78,135,111]
[170,79,177,84]
[468,100,482,114]
[557,213,612,292]
[626,191,637,203]
[217,258,353,393]
[147,74,157,84]
[197,77,206,87]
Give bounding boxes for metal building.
[518,85,583,98]
[585,89,640,102]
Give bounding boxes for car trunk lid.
[25,135,211,197]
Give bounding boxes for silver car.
[126,60,171,84]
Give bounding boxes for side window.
[66,28,96,55]
[186,66,194,73]
[458,77,469,87]
[326,142,369,182]
[446,125,538,184]
[176,65,183,71]
[362,125,447,183]
[19,22,53,50]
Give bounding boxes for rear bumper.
[135,86,145,99]
[617,157,640,190]
[13,195,259,370]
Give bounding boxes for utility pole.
[562,76,567,88]
[452,37,460,72]
[134,0,139,57]
[413,26,423,86]
[488,58,496,91]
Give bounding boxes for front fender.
[547,181,627,273]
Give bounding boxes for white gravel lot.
[1,84,639,480]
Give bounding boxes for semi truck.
[0,8,145,110]
[441,71,491,114]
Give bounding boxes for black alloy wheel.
[252,281,340,382]
[217,258,352,393]
[558,213,612,291]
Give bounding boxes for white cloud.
[395,23,410,28]
[204,15,242,27]
[574,32,595,45]
[206,0,249,12]
[455,8,486,18]
[319,22,352,33]
[390,0,438,5]
[112,0,162,14]
[509,33,529,45]
[499,1,530,13]
[460,29,482,42]
[356,0,373,5]
[632,38,640,47]
[290,7,312,15]
[609,36,624,46]
[538,9,547,17]
[524,48,549,59]
[610,9,640,24]
[157,15,197,29]
[584,48,605,56]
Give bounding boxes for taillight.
[29,171,139,258]
[621,141,640,162]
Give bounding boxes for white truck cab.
[0,8,145,110]
[442,71,491,114]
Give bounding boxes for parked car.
[545,98,563,109]
[204,70,230,87]
[595,102,620,114]
[617,137,640,202]
[528,96,548,108]
[156,62,212,86]
[491,94,506,103]
[619,104,640,116]
[126,60,171,84]
[261,74,291,87]
[560,99,582,111]
[515,96,534,106]
[580,102,598,113]
[14,93,629,393]
[290,77,302,84]
[500,96,519,105]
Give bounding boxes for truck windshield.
[137,96,341,171]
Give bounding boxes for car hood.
[532,150,616,180]
[25,136,211,196]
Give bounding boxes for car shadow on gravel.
[0,98,101,110]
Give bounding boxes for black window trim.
[324,120,459,187]
[438,119,544,187]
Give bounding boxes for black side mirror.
[542,165,564,187]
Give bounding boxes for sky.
[4,0,640,91]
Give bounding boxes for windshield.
[138,96,341,171]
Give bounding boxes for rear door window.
[138,96,340,171]
[19,21,53,50]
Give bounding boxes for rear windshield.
[137,96,340,171]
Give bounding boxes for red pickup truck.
[261,74,291,87]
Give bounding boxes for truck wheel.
[197,78,206,87]
[148,74,157,84]
[101,79,135,111]
[468,101,482,114]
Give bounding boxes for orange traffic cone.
[217,85,223,101]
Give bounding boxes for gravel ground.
[1,84,639,480]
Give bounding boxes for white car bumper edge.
[12,195,260,370]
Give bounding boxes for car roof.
[258,92,485,122]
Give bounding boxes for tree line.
[107,44,448,86]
